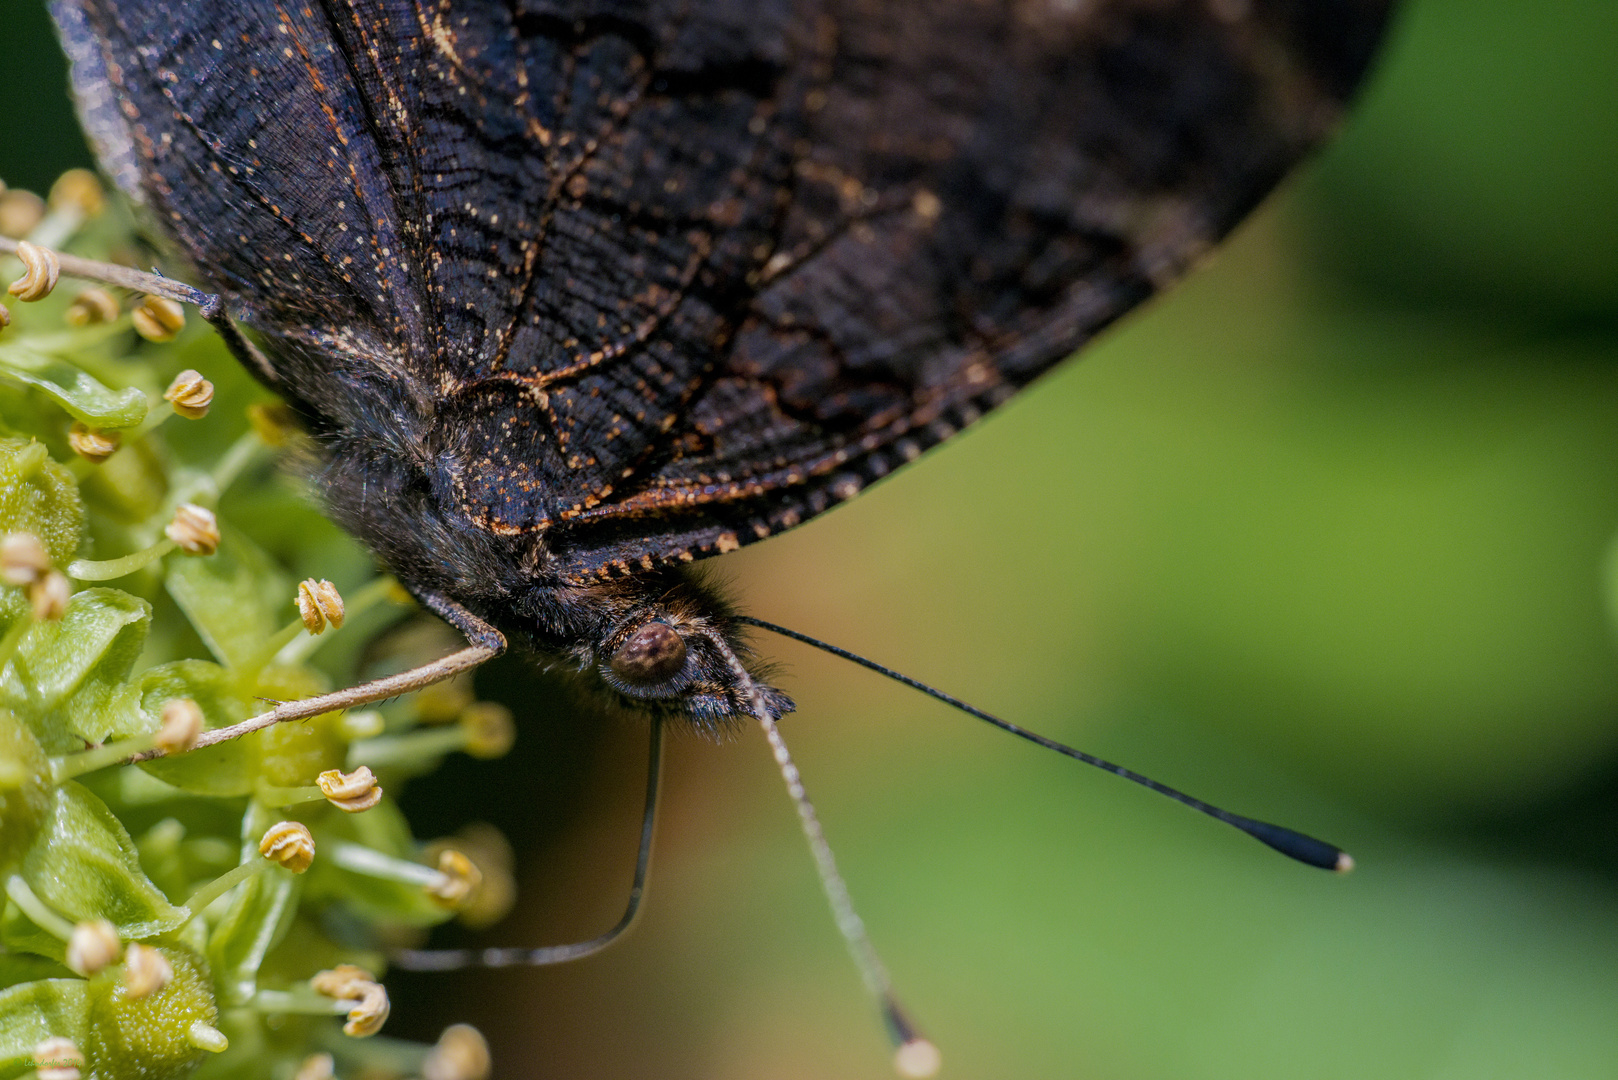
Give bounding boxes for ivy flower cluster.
[0,172,514,1080]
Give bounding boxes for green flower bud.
[84,944,218,1080]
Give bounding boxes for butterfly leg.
[389,714,665,970]
[194,294,283,391]
[0,236,288,391]
[128,593,505,762]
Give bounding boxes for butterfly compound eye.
[610,621,688,685]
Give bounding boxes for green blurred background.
[6,0,1618,1076]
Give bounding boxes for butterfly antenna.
[389,715,665,971]
[711,636,941,1080]
[735,616,1353,874]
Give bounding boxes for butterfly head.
[570,575,793,730]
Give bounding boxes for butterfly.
[47,0,1392,1065]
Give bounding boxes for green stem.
[26,206,86,252]
[211,429,267,495]
[348,726,470,771]
[4,875,76,940]
[163,466,220,512]
[240,619,307,677]
[253,989,354,1016]
[67,538,177,581]
[181,859,267,919]
[50,733,159,784]
[326,840,441,888]
[120,397,178,444]
[317,1033,431,1075]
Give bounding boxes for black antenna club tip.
[894,1039,942,1078]
[1237,819,1351,871]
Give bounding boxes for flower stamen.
[317,766,383,812]
[122,942,173,1000]
[65,918,121,975]
[67,423,118,464]
[163,370,215,419]
[131,294,185,341]
[7,240,60,302]
[310,964,390,1037]
[297,578,345,634]
[259,821,317,873]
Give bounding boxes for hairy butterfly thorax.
[314,430,794,728]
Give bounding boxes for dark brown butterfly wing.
[55,0,1391,586]
[551,0,1395,581]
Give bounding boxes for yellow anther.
[414,674,474,724]
[64,287,120,326]
[427,825,516,929]
[67,422,119,464]
[309,963,372,999]
[297,578,345,634]
[48,169,106,218]
[461,701,515,759]
[65,918,121,975]
[259,820,316,873]
[30,570,71,621]
[425,847,482,910]
[292,1052,335,1080]
[0,189,45,238]
[246,401,297,445]
[310,965,389,1037]
[165,503,220,555]
[122,942,173,1000]
[163,369,215,419]
[423,1024,492,1080]
[131,294,185,342]
[8,241,60,302]
[317,766,382,812]
[155,698,204,754]
[1,532,51,586]
[345,980,390,1037]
